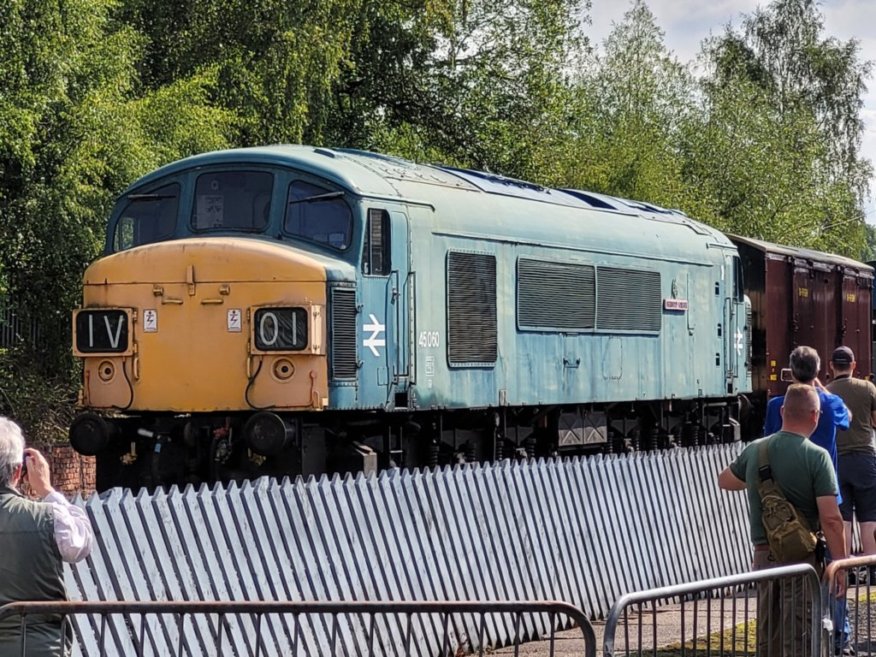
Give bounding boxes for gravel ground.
[488,589,876,657]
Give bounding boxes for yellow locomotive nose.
[75,237,328,413]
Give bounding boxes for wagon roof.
[728,234,872,273]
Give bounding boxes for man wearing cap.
[828,346,876,560]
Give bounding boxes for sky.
[587,0,876,223]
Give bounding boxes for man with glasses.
[0,417,94,656]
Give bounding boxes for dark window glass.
[253,308,308,351]
[285,180,352,251]
[192,171,272,231]
[363,209,391,275]
[733,256,744,301]
[113,183,179,252]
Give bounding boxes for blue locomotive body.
[71,145,751,488]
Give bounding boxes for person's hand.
[813,377,826,390]
[23,448,54,499]
[826,571,847,598]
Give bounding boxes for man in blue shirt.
[764,346,850,488]
[763,345,852,655]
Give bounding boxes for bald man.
[719,384,846,657]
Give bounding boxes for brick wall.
[45,445,95,498]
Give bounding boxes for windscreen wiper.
[288,191,344,204]
[127,193,178,200]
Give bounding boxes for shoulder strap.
[757,436,773,483]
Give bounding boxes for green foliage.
[120,0,365,144]
[861,224,876,262]
[0,0,234,379]
[327,0,589,179]
[696,0,871,256]
[0,351,77,445]
[0,0,872,438]
[560,1,699,211]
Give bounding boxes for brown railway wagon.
[730,235,873,437]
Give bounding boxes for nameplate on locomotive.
[663,299,689,311]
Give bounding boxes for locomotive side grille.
[517,258,595,330]
[330,287,358,379]
[597,267,661,332]
[447,252,497,364]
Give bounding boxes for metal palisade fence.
[63,444,750,653]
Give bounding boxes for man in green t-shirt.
[719,383,846,657]
[828,346,876,562]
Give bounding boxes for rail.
[0,599,597,657]
[823,554,876,656]
[602,563,821,657]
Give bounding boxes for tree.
[861,223,876,262]
[324,0,589,179]
[697,0,871,255]
[0,0,233,377]
[557,1,706,217]
[120,0,365,145]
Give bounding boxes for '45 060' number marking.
[418,331,440,348]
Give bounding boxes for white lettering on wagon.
[363,314,386,357]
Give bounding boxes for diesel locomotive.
[69,145,765,490]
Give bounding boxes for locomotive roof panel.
[130,145,482,198]
[128,145,734,258]
[729,234,873,274]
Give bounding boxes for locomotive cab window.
[733,256,744,301]
[192,171,272,232]
[363,209,391,275]
[113,183,180,252]
[285,180,352,251]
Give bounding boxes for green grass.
[644,621,758,657]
